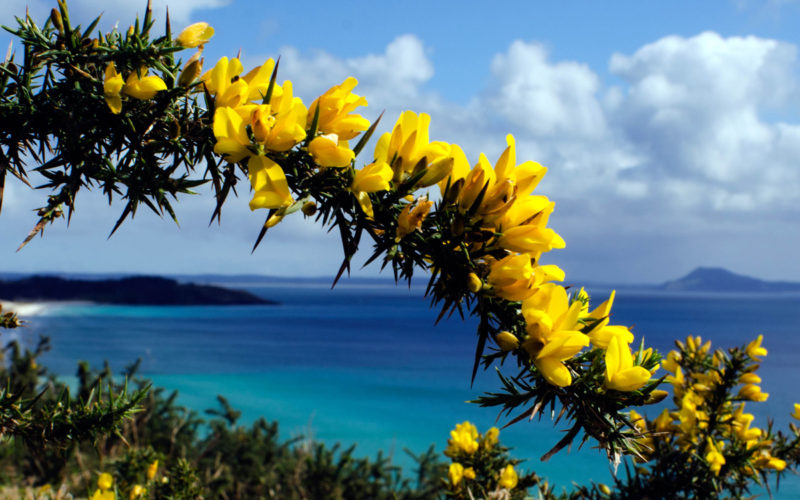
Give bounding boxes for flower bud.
[168,120,181,140]
[645,390,669,405]
[178,58,203,87]
[466,273,483,293]
[443,177,464,205]
[739,373,761,385]
[738,384,769,402]
[50,9,64,33]
[463,467,476,480]
[176,22,214,48]
[495,331,519,351]
[265,212,285,228]
[301,201,317,217]
[147,460,158,481]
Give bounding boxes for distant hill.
[659,267,800,292]
[0,276,275,305]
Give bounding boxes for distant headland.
[658,267,800,292]
[0,276,275,305]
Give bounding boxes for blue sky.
[1,0,799,283]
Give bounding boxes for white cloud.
[277,34,434,110]
[472,41,644,206]
[486,41,606,139]
[609,31,800,212]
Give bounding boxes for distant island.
[0,276,275,305]
[659,267,800,292]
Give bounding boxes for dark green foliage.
[0,324,451,498]
[1,0,217,245]
[0,334,145,483]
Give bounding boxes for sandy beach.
[0,300,90,317]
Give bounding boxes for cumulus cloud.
[486,41,606,139]
[472,41,643,207]
[608,32,800,212]
[276,34,439,116]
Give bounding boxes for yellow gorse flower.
[396,197,433,241]
[147,459,158,481]
[213,106,251,163]
[466,272,483,293]
[129,485,146,499]
[175,22,214,48]
[448,462,464,486]
[351,162,393,218]
[605,334,651,392]
[705,438,726,476]
[520,283,590,387]
[444,421,479,456]
[483,426,499,449]
[122,67,167,100]
[243,97,307,152]
[746,335,767,361]
[248,155,293,210]
[91,490,115,500]
[202,56,247,107]
[589,324,634,350]
[308,77,370,140]
[205,58,309,218]
[753,450,787,471]
[98,472,113,491]
[487,253,564,302]
[449,135,546,226]
[738,383,769,402]
[103,63,166,112]
[103,62,124,114]
[374,110,452,185]
[498,464,518,489]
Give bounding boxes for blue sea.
[15,280,800,498]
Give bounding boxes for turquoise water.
[21,281,800,497]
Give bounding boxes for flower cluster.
[442,421,533,499]
[103,63,167,114]
[613,335,800,498]
[87,459,160,500]
[205,53,375,223]
[186,21,662,457]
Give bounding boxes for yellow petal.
[608,366,651,391]
[535,356,572,387]
[308,134,354,167]
[537,331,589,361]
[352,162,392,193]
[355,191,374,218]
[105,94,122,114]
[589,324,634,349]
[247,155,292,209]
